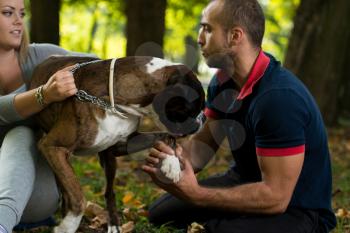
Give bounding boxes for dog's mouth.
[165,111,206,138]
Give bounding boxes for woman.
[0,0,87,232]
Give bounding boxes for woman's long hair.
[17,28,29,64]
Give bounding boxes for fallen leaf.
[89,214,108,229]
[132,199,145,209]
[187,222,205,233]
[123,208,136,221]
[85,201,109,229]
[336,208,350,218]
[121,221,134,233]
[122,192,134,204]
[85,201,106,217]
[137,208,148,217]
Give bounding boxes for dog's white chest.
[75,112,139,155]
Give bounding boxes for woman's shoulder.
[21,44,70,84]
[28,43,69,59]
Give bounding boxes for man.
[142,0,336,232]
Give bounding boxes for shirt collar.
[215,50,270,100]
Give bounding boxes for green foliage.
[164,0,207,61]
[60,0,126,59]
[261,0,300,61]
[58,0,299,63]
[133,218,185,233]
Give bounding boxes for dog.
[29,55,205,233]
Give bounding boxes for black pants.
[148,170,328,233]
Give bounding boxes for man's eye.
[204,26,211,32]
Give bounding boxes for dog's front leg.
[38,137,84,233]
[98,150,121,233]
[109,132,172,156]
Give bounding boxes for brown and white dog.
[30,56,205,233]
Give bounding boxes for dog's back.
[30,56,98,89]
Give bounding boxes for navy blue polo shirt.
[204,51,336,231]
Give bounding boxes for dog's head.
[151,64,206,137]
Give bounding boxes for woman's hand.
[42,65,78,104]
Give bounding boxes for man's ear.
[228,26,244,46]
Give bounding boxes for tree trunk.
[184,35,199,73]
[30,0,60,44]
[87,10,98,53]
[284,0,350,125]
[125,0,167,57]
[339,51,350,120]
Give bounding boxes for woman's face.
[0,0,25,51]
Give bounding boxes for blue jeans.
[0,126,59,233]
[148,169,328,233]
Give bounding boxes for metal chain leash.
[75,90,127,118]
[70,59,101,74]
[71,59,128,118]
[75,90,110,110]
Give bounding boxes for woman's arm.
[13,65,77,118]
[0,43,95,125]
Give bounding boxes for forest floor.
[14,125,350,233]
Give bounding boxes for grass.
[14,127,350,233]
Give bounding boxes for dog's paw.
[160,154,182,183]
[108,225,122,233]
[53,211,83,233]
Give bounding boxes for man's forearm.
[181,137,217,173]
[192,182,289,214]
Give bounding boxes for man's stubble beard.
[205,50,235,75]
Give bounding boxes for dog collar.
[71,59,147,119]
[109,58,117,109]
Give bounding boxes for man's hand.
[142,141,201,202]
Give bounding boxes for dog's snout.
[167,111,206,137]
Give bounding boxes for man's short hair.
[213,0,265,48]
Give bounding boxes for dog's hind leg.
[99,149,121,233]
[37,127,84,233]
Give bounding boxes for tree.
[125,0,167,57]
[184,35,199,73]
[30,0,60,44]
[284,0,350,125]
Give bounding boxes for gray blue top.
[0,43,86,142]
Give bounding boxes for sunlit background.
[48,0,300,81]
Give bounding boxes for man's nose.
[197,36,205,48]
[197,29,204,47]
[198,38,204,48]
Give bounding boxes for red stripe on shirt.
[204,107,219,119]
[256,145,305,157]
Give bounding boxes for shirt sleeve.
[32,43,96,58]
[0,44,96,126]
[252,89,310,156]
[22,43,97,84]
[204,76,221,119]
[0,94,23,125]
